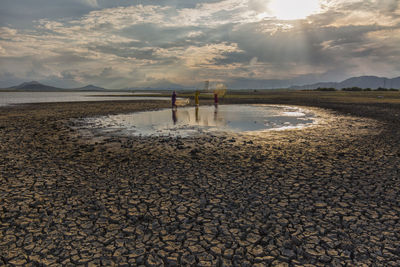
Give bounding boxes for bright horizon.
[1,0,400,89]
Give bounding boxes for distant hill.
[290,76,400,90]
[3,77,400,91]
[2,81,106,91]
[11,81,61,91]
[74,84,106,91]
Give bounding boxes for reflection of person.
[172,109,177,125]
[195,90,200,106]
[214,104,218,121]
[172,90,177,109]
[195,106,199,123]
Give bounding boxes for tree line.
[309,87,399,92]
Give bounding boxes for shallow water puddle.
[82,105,318,137]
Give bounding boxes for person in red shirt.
[172,90,177,109]
[214,92,218,106]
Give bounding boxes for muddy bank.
[0,100,399,266]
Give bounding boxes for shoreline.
[1,99,399,266]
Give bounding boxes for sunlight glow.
[268,0,321,20]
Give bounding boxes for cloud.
[0,0,399,88]
[248,0,270,12]
[82,0,98,7]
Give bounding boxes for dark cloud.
[89,45,157,59]
[228,22,329,65]
[120,23,205,47]
[0,72,25,88]
[227,77,293,89]
[0,0,223,28]
[0,0,95,28]
[224,19,399,79]
[213,51,252,65]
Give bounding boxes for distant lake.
[0,91,171,107]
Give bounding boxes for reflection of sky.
[86,105,316,137]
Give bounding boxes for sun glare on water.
[268,0,321,20]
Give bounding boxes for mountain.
[290,76,400,90]
[2,81,107,91]
[12,81,61,91]
[75,84,106,91]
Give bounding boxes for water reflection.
[195,106,199,123]
[172,109,177,125]
[85,105,317,137]
[214,104,219,123]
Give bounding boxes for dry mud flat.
[1,100,400,266]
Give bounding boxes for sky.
[0,0,400,89]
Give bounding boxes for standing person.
[214,92,218,106]
[195,90,200,106]
[172,90,177,109]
